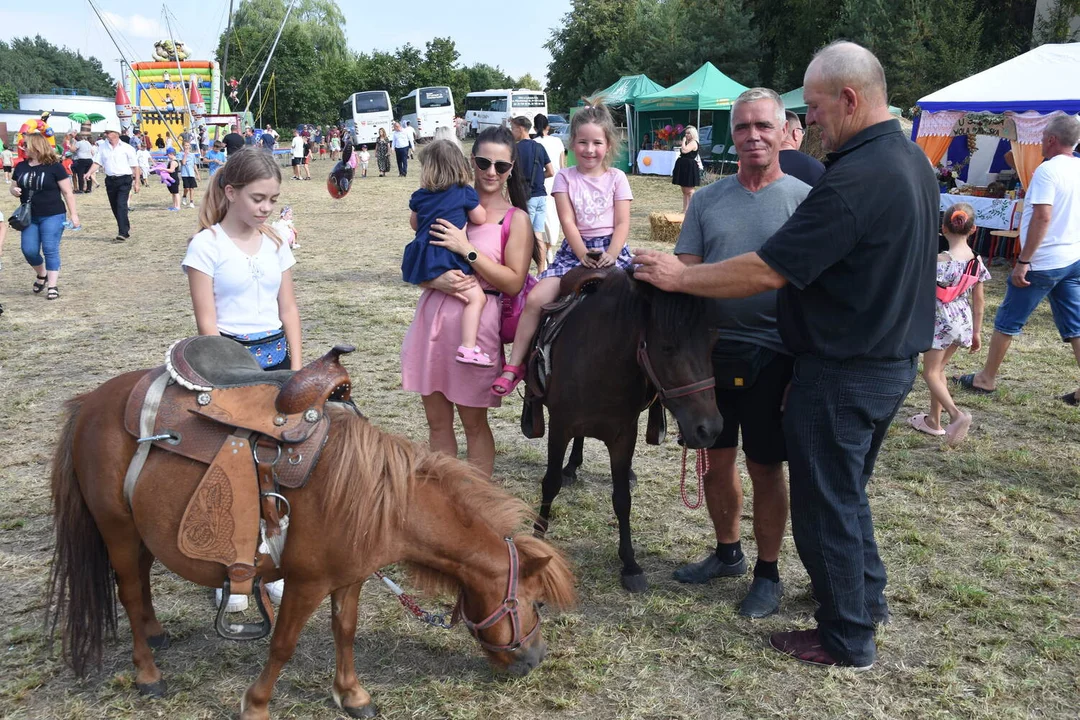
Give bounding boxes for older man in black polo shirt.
[634,41,938,670]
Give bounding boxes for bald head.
[806,41,888,108]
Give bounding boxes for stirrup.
[215,576,273,641]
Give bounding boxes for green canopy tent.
[585,74,666,169]
[780,87,903,117]
[633,63,750,167]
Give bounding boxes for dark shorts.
[3,165,11,172]
[710,345,793,465]
[168,173,180,194]
[291,157,302,166]
[182,176,197,189]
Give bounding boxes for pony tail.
[197,173,229,233]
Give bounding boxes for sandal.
[908,413,945,437]
[456,345,494,367]
[492,364,526,396]
[33,275,47,294]
[952,373,995,395]
[1061,391,1080,407]
[46,286,60,300]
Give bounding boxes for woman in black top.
[10,134,79,300]
[671,125,701,213]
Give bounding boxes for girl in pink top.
[493,105,633,395]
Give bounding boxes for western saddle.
[123,336,356,640]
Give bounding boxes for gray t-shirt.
[674,174,810,354]
[74,139,94,160]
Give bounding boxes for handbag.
[8,168,41,232]
[936,257,981,303]
[711,340,773,390]
[498,207,537,344]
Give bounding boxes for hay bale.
[649,211,684,244]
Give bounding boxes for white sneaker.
[265,579,284,606]
[215,588,248,613]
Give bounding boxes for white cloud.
[100,12,166,40]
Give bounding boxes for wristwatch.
[465,249,478,264]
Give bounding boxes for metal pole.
[163,8,194,131]
[220,0,235,113]
[243,0,295,117]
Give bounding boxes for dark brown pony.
[46,373,575,720]
[533,271,722,592]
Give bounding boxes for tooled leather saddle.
[123,336,355,639]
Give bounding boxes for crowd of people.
[3,39,1078,674]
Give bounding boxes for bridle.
[453,537,540,653]
[636,337,716,403]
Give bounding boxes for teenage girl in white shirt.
[180,147,299,613]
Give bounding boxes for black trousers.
[783,354,917,666]
[394,146,409,176]
[105,174,133,237]
[72,159,93,191]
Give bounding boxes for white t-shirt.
[181,224,297,335]
[536,135,566,194]
[404,126,417,143]
[1020,154,1080,271]
[97,139,138,176]
[291,136,304,158]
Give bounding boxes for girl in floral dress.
[910,203,990,445]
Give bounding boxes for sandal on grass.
[909,413,945,437]
[455,345,494,367]
[33,275,47,293]
[492,364,526,396]
[46,286,60,300]
[1061,391,1080,407]
[952,373,995,394]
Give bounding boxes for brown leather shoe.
[769,629,873,671]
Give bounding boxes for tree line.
[545,0,1079,113]
[0,36,116,109]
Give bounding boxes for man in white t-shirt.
[88,127,141,242]
[958,114,1080,405]
[290,129,305,180]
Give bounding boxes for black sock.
[753,559,780,583]
[715,541,743,565]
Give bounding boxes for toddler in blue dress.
[401,140,489,365]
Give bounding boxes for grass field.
[0,151,1078,720]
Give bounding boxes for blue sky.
[0,1,571,85]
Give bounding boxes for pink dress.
[400,210,509,408]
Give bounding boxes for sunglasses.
[473,156,514,174]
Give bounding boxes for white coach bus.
[341,90,393,147]
[464,89,548,135]
[396,86,455,141]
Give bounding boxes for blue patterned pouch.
[222,329,288,369]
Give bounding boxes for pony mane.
[320,406,574,608]
[598,268,714,338]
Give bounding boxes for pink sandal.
[456,345,494,367]
[492,364,526,396]
[908,413,945,437]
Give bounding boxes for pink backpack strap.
[499,207,517,251]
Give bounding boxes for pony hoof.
[561,468,579,486]
[621,572,648,593]
[343,702,379,718]
[136,678,168,697]
[147,632,171,650]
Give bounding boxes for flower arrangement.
[935,160,961,184]
[652,124,686,150]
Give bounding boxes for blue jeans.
[526,196,547,233]
[783,354,917,667]
[993,257,1080,341]
[21,212,66,271]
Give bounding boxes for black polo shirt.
[778,149,825,186]
[758,119,938,360]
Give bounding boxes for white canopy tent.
[914,43,1080,188]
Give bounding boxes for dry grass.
[0,156,1078,719]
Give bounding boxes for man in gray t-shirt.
[671,88,809,619]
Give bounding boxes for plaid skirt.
[538,235,633,279]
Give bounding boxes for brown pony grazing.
[531,270,723,593]
[46,372,575,720]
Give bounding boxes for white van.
[464,89,548,136]
[397,86,455,141]
[341,91,393,147]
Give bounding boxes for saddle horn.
[275,344,355,415]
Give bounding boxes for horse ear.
[519,554,552,579]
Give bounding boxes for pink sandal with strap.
[492,364,526,396]
[456,345,494,367]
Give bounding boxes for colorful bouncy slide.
[128,59,223,142]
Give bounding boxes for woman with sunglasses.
[400,127,537,477]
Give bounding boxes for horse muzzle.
[678,413,724,449]
[504,639,547,677]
